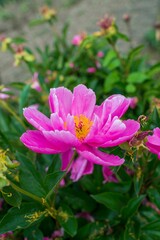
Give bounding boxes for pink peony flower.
[146,128,160,158]
[87,67,96,73]
[20,84,140,168]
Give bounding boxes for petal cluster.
[146,128,160,159]
[20,84,140,168]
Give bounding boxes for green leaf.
[121,195,145,221]
[57,204,77,237]
[127,45,144,62]
[0,202,44,234]
[126,72,148,84]
[147,62,160,77]
[2,186,22,207]
[125,84,136,93]
[147,188,160,209]
[16,152,47,198]
[91,192,126,212]
[44,171,65,192]
[107,59,121,71]
[104,71,120,93]
[103,49,117,67]
[24,226,44,240]
[19,84,31,115]
[142,220,160,238]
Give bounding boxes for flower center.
[74,114,93,141]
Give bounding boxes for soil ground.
[0,0,159,84]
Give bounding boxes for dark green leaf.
[57,204,77,237]
[142,220,160,238]
[2,186,22,207]
[16,152,47,198]
[91,192,126,212]
[121,195,145,221]
[44,171,65,192]
[0,202,44,234]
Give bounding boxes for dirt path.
[0,0,159,83]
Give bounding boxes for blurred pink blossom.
[128,97,138,109]
[0,88,10,99]
[31,73,42,92]
[87,67,96,73]
[71,33,86,46]
[97,51,104,58]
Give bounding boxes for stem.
[0,101,26,129]
[10,181,47,206]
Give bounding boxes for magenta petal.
[101,119,140,147]
[61,149,74,170]
[72,84,96,118]
[50,113,64,130]
[107,94,131,118]
[23,107,52,131]
[43,130,79,152]
[20,130,59,154]
[78,146,124,166]
[49,87,72,120]
[146,128,160,158]
[70,156,94,181]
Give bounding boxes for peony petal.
[95,95,130,121]
[20,130,60,154]
[78,145,124,166]
[61,149,74,170]
[70,156,94,181]
[72,84,96,118]
[49,87,72,120]
[43,130,80,152]
[50,113,64,130]
[101,119,140,147]
[107,94,131,118]
[23,107,52,131]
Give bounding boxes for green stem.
[10,181,47,206]
[0,101,26,129]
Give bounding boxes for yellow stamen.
[74,114,93,141]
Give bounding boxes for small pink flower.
[87,67,96,73]
[0,88,10,99]
[71,33,86,46]
[31,73,42,92]
[69,62,75,68]
[146,128,160,158]
[128,97,138,109]
[20,84,140,168]
[97,51,104,58]
[76,212,94,222]
[52,228,64,238]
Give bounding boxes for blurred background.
[0,0,159,83]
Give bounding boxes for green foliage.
[0,4,160,240]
